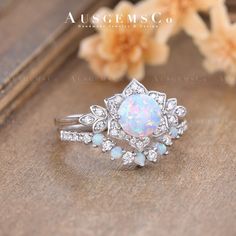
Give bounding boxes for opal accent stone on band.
[135,152,145,166]
[92,134,104,146]
[170,127,178,138]
[110,146,123,160]
[118,94,161,137]
[156,143,167,155]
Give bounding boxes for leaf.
[79,114,96,125]
[90,105,107,118]
[122,79,148,97]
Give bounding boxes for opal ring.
[55,80,187,167]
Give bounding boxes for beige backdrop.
[0,34,236,236]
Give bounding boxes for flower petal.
[97,43,116,61]
[144,40,169,65]
[231,24,236,35]
[194,0,218,11]
[203,59,218,73]
[115,1,134,15]
[79,35,100,58]
[183,11,209,40]
[127,61,145,80]
[155,22,176,43]
[135,0,156,15]
[104,61,127,81]
[210,0,230,32]
[129,46,142,63]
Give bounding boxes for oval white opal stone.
[118,94,161,137]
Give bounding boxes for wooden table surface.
[0,0,116,126]
[0,0,91,84]
[0,34,236,236]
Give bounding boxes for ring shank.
[55,114,93,132]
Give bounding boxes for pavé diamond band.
[55,80,187,167]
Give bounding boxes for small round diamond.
[83,133,92,144]
[110,146,123,160]
[162,135,172,146]
[136,141,144,151]
[122,151,134,165]
[168,115,178,125]
[147,150,158,162]
[102,140,114,152]
[110,129,118,136]
[166,99,177,111]
[175,106,186,117]
[114,95,123,104]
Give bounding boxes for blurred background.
[0,1,236,236]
